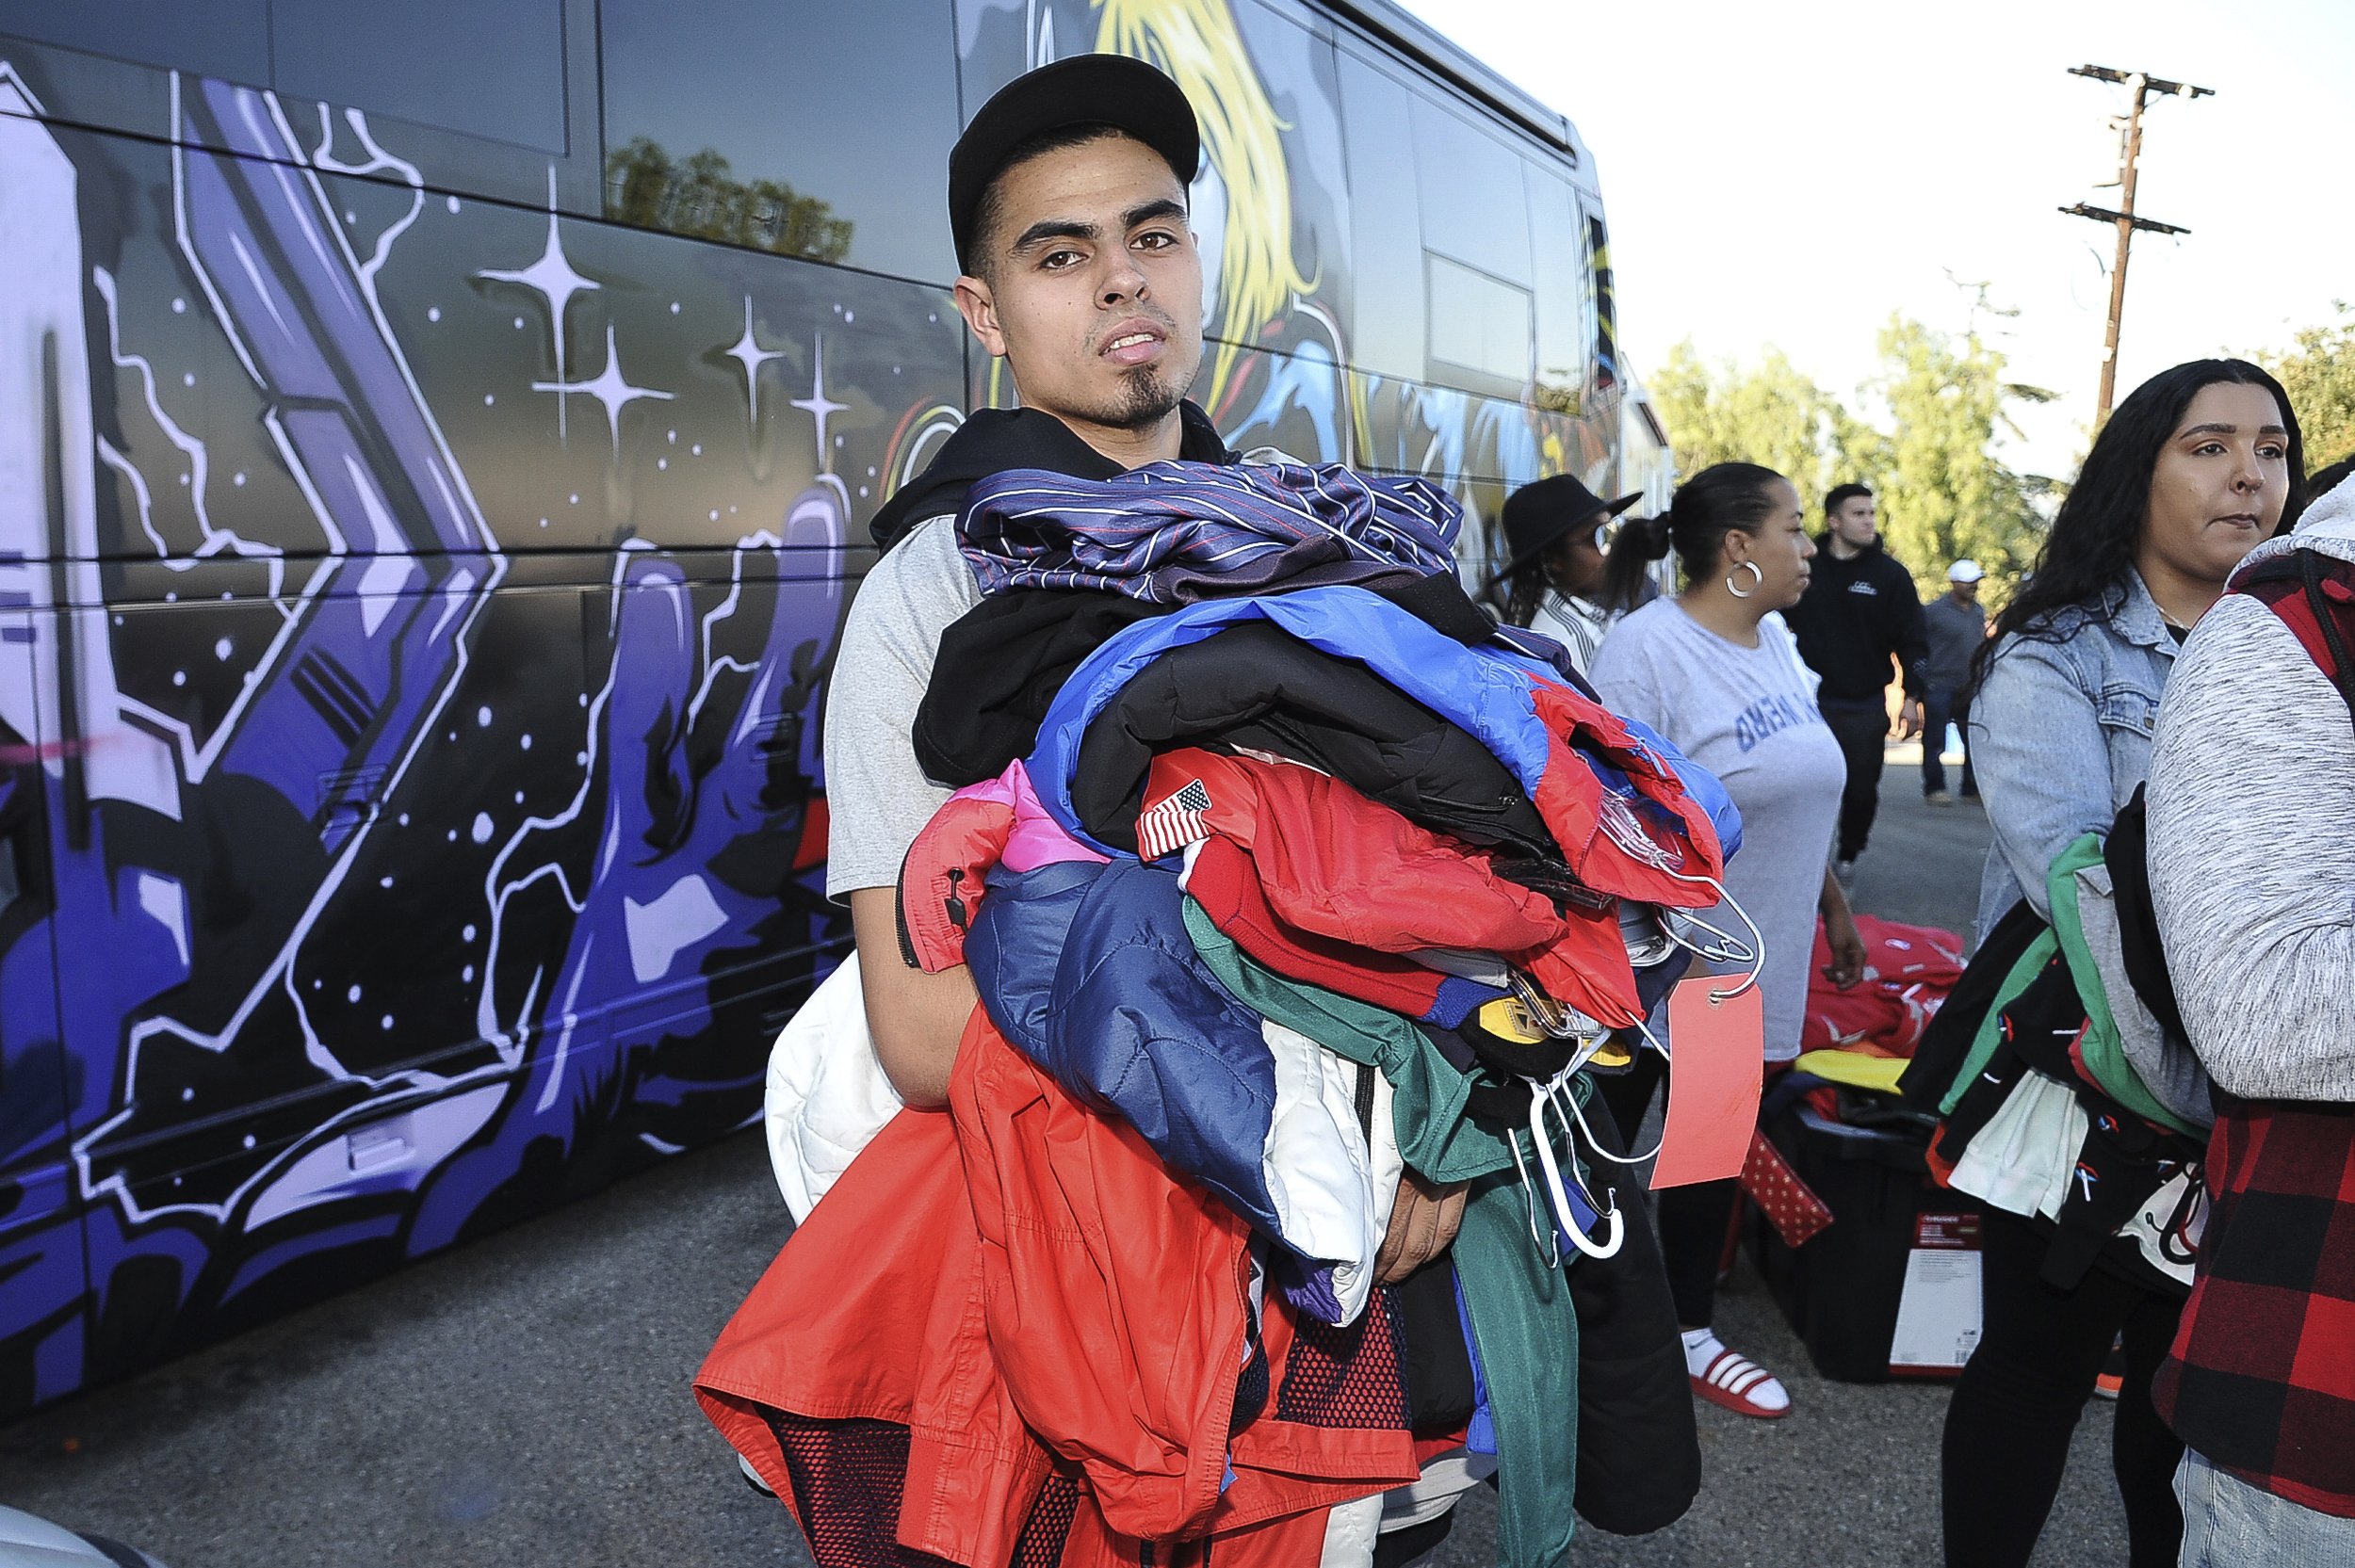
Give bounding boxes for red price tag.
[1651,975,1764,1189]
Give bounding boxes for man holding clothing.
[822,55,1466,1273]
[1785,482,1929,881]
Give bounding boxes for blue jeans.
[1921,685,1976,797]
[2176,1449,2355,1566]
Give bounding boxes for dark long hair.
[1500,556,1551,628]
[1972,359,2306,689]
[1601,463,1788,605]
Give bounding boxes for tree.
[2260,304,2355,472]
[1868,316,2054,599]
[1649,342,1860,502]
[1648,322,2052,603]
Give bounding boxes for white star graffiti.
[479,167,599,439]
[534,323,674,458]
[789,334,849,475]
[725,296,786,434]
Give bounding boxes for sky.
[1398,0,2355,479]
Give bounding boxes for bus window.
[1426,253,1531,387]
[599,0,959,283]
[1585,204,1621,396]
[1527,164,1590,412]
[0,0,568,154]
[273,0,566,154]
[1409,97,1531,290]
[0,0,267,86]
[1334,47,1423,384]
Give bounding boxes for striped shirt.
[1532,590,1614,674]
[956,458,1572,670]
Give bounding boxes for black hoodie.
[867,400,1235,550]
[1784,538,1930,703]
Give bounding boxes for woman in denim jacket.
[1941,359,2304,1568]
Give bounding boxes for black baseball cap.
[949,55,1202,273]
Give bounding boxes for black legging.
[1940,1207,2184,1568]
[1597,1049,1734,1329]
[1820,698,1892,862]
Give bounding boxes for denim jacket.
[1968,570,2177,941]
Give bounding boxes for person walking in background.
[2144,467,2355,1565]
[1488,473,1645,671]
[1588,462,1867,1423]
[1938,359,2303,1568]
[1920,559,1987,803]
[1784,483,1928,884]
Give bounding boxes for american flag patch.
[1136,778,1214,861]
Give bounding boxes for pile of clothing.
[1901,824,2213,1293]
[701,459,1746,1568]
[1797,916,1965,1061]
[1773,917,1966,1135]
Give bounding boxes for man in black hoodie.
[1784,483,1930,881]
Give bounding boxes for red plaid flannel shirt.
[2151,557,2355,1515]
[2152,1096,2355,1515]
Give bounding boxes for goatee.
[1100,364,1184,432]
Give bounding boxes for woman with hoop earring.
[1585,462,1867,1420]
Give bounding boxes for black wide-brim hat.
[1486,474,1643,585]
[950,55,1203,273]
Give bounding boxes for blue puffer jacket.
[1027,585,1743,872]
[964,856,1387,1327]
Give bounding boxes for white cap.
[1948,559,1985,584]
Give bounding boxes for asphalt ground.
[0,744,2137,1568]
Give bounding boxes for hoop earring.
[1725,560,1763,599]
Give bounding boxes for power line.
[2059,65,2213,425]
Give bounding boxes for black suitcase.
[1746,1105,1984,1383]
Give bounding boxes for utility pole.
[2060,65,2211,425]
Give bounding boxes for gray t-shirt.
[1589,600,1846,1060]
[1923,593,1987,691]
[821,516,981,898]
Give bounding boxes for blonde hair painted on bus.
[1093,0,1316,412]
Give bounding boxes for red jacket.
[1800,916,1965,1057]
[1142,748,1643,1026]
[698,1010,1421,1566]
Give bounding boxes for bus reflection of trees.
[604,137,853,264]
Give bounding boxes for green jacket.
[1184,900,1585,1568]
[1935,832,2201,1138]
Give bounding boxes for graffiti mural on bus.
[0,60,967,1410]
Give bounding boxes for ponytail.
[1658,463,1788,590]
[1598,513,1672,615]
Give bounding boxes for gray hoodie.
[2146,477,2355,1100]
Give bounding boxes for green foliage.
[1867,317,2047,601]
[2260,304,2355,472]
[1649,319,2051,605]
[604,138,853,264]
[1649,343,1855,501]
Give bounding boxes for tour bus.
[0,0,1640,1415]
